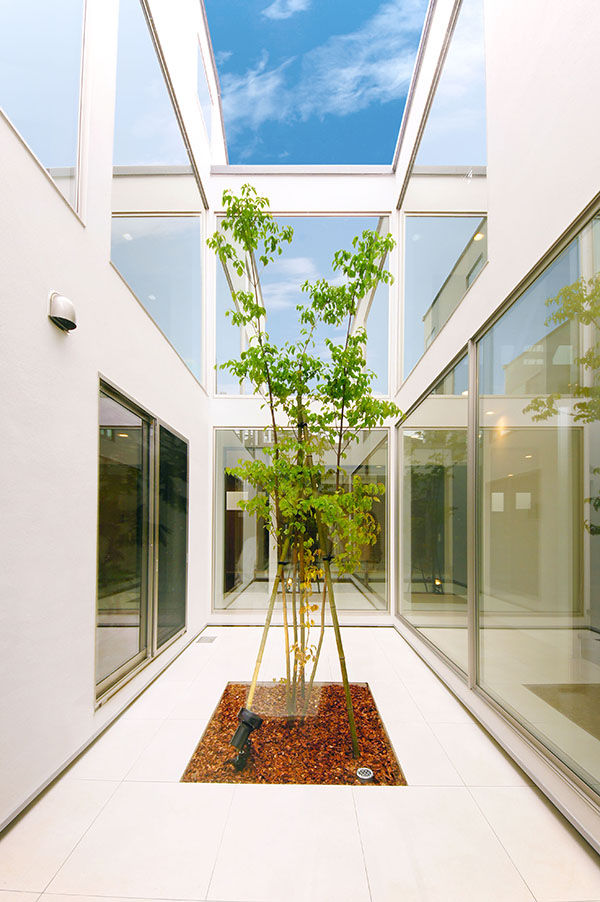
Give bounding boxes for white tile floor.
[1,627,600,902]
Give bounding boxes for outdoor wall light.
[48,291,77,332]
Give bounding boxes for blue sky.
[204,0,429,164]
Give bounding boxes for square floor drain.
[197,636,217,643]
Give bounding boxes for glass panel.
[111,216,203,380]
[113,0,191,167]
[401,357,468,671]
[214,429,388,611]
[216,216,389,395]
[96,392,149,687]
[157,427,188,648]
[0,0,84,206]
[197,45,212,142]
[478,218,600,794]
[404,216,487,377]
[415,0,486,167]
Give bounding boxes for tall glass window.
[96,386,189,697]
[111,216,203,380]
[214,429,388,612]
[0,0,85,207]
[401,357,469,672]
[96,391,150,691]
[113,0,191,168]
[404,215,487,377]
[157,426,188,648]
[477,216,600,794]
[216,216,390,395]
[415,0,486,167]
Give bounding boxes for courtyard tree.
[208,185,399,758]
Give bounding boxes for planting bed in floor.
[181,681,406,786]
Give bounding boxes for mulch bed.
[181,681,406,786]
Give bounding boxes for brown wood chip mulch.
[181,682,406,786]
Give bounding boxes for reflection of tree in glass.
[524,275,600,423]
[524,274,600,533]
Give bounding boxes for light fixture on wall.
[48,291,77,332]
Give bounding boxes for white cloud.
[262,256,319,310]
[220,0,426,138]
[215,49,233,66]
[297,0,425,119]
[220,51,294,132]
[262,0,311,20]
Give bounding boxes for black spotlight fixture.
[229,707,263,771]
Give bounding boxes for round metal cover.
[356,766,374,783]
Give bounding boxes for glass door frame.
[95,381,188,704]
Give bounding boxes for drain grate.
[197,636,217,644]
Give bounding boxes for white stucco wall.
[0,0,213,829]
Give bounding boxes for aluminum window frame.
[95,379,189,705]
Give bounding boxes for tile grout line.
[467,787,539,902]
[37,643,214,897]
[37,778,123,897]
[351,787,374,902]
[203,787,237,901]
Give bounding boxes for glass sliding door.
[214,428,389,611]
[401,356,469,672]
[96,391,150,691]
[477,217,600,795]
[156,426,188,648]
[96,387,189,698]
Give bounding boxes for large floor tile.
[122,680,192,721]
[43,896,202,902]
[472,787,600,901]
[0,780,118,892]
[0,893,41,902]
[368,679,426,724]
[431,722,529,787]
[384,720,463,786]
[168,674,229,721]
[125,719,207,782]
[402,673,476,723]
[208,785,370,902]
[47,782,234,900]
[67,719,162,782]
[355,786,535,902]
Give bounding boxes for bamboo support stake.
[247,536,290,710]
[281,569,291,710]
[303,580,327,715]
[321,547,360,758]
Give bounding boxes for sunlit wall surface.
[404,216,487,377]
[214,429,388,612]
[215,216,390,395]
[401,357,468,672]
[111,216,203,380]
[478,216,600,794]
[197,44,213,143]
[415,0,486,167]
[0,0,84,207]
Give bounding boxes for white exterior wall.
[0,0,213,829]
